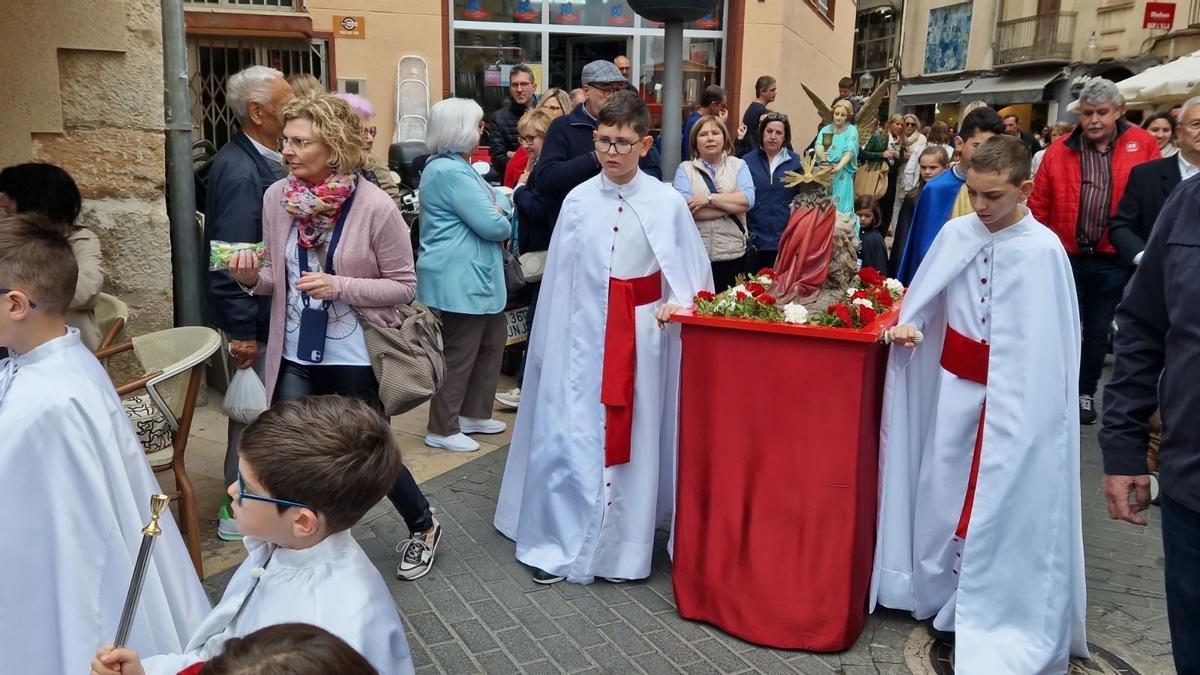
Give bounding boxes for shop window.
[455,0,542,23]
[453,30,544,120]
[637,35,723,134]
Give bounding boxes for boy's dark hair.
[0,163,82,227]
[700,85,726,109]
[967,135,1032,186]
[239,395,403,533]
[200,623,378,675]
[597,90,652,137]
[958,106,1005,142]
[838,76,854,90]
[756,111,792,150]
[0,213,78,314]
[755,75,776,96]
[853,195,883,230]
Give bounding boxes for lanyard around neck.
[298,188,357,308]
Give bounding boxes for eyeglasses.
[511,81,535,89]
[0,288,35,309]
[518,134,541,145]
[904,122,919,127]
[594,138,639,154]
[237,470,318,512]
[279,136,318,151]
[588,84,625,96]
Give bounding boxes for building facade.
[892,0,1200,132]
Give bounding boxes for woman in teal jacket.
[417,97,514,453]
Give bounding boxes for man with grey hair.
[1029,77,1160,425]
[203,64,293,540]
[488,63,537,181]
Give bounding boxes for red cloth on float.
[670,311,889,650]
[601,271,663,467]
[772,203,838,300]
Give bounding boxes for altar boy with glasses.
[92,395,415,675]
[871,136,1088,673]
[495,91,713,585]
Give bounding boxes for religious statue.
[770,80,890,307]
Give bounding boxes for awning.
[959,72,1062,105]
[897,79,973,106]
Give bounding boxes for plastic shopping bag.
[221,367,268,424]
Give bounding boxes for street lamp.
[858,71,875,95]
[1082,32,1101,65]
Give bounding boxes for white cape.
[143,530,414,675]
[0,329,210,673]
[495,170,713,583]
[869,211,1088,674]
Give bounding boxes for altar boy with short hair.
[494,91,714,585]
[871,135,1088,673]
[92,395,415,675]
[0,213,210,673]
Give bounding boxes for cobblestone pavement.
[204,420,1175,674]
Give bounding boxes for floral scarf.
[281,173,357,249]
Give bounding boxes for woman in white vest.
[671,116,757,291]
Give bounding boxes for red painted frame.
[669,303,900,344]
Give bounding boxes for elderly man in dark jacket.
[488,64,537,182]
[203,65,292,540]
[530,60,660,241]
[1100,169,1200,675]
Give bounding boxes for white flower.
[885,278,904,294]
[846,287,857,297]
[782,303,809,325]
[852,297,874,309]
[729,284,749,298]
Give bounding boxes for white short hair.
[1078,78,1124,108]
[427,98,484,155]
[1180,96,1200,118]
[227,66,286,125]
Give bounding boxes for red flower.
[736,291,750,300]
[857,268,886,286]
[746,282,766,296]
[695,290,716,301]
[757,267,776,279]
[851,290,869,300]
[875,288,894,307]
[758,293,777,305]
[830,303,852,327]
[858,305,877,325]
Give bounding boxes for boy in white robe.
[495,91,714,585]
[92,395,415,675]
[0,214,210,674]
[871,136,1088,674]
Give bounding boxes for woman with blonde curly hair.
[503,88,572,188]
[230,93,445,582]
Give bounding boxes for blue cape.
[895,165,967,286]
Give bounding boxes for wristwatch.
[706,193,713,206]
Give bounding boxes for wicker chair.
[95,326,221,577]
[92,292,128,352]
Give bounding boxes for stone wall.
[1,0,176,351]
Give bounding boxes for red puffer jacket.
[1029,120,1160,256]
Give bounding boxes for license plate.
[505,306,530,346]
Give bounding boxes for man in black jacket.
[203,65,292,539]
[529,60,660,241]
[1109,100,1200,265]
[1003,114,1042,156]
[488,64,537,181]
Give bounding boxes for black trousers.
[276,360,434,534]
[1070,254,1131,396]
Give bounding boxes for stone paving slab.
[204,420,1176,674]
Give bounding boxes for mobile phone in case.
[297,306,328,363]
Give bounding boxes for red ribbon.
[600,271,663,467]
[940,324,990,539]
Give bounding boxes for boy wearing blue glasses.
[92,395,415,675]
[0,213,210,673]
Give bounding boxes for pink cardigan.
[252,178,416,402]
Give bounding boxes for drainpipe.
[660,21,684,184]
[161,0,204,327]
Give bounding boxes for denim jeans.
[1070,254,1132,396]
[276,360,434,534]
[1162,493,1200,674]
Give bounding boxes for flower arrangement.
[693,269,809,324]
[808,268,905,329]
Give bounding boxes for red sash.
[940,325,990,539]
[600,271,663,467]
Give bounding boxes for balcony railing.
[185,0,300,10]
[995,12,1076,66]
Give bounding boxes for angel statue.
[769,80,891,307]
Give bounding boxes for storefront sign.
[1143,2,1176,30]
[513,0,539,22]
[555,2,581,24]
[606,6,632,26]
[334,15,365,39]
[463,0,489,20]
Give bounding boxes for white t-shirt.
[282,227,370,366]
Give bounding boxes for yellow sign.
[334,15,365,39]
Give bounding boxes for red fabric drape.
[772,204,838,300]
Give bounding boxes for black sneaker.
[396,520,442,581]
[532,568,565,585]
[1080,395,1097,425]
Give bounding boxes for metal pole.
[161,0,203,327]
[660,20,684,183]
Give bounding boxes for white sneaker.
[495,388,521,408]
[424,432,480,452]
[459,416,507,435]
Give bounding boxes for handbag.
[518,250,548,282]
[502,243,527,295]
[697,168,759,273]
[358,302,446,415]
